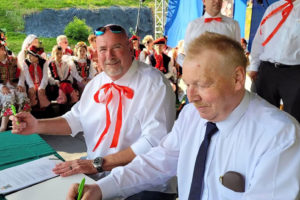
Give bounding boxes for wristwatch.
[93,157,104,173]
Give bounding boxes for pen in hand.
[77,177,85,200]
[11,105,19,125]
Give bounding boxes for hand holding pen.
[66,182,102,200]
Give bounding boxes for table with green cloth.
[0,130,63,200]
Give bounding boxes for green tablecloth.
[0,131,62,200]
[0,130,58,170]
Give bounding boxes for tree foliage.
[64,17,92,41]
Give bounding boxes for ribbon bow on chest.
[93,82,134,151]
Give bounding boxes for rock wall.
[24,6,154,39]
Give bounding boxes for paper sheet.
[6,174,96,200]
[0,155,62,195]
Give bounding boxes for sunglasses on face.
[94,25,125,36]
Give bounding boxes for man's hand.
[66,183,102,200]
[248,71,258,81]
[2,86,10,95]
[9,112,38,135]
[53,159,97,177]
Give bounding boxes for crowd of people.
[0,28,188,132]
[5,0,300,199]
[0,31,103,131]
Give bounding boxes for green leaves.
[64,17,92,42]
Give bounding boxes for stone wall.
[24,6,154,39]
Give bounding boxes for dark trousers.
[253,61,300,122]
[125,191,177,200]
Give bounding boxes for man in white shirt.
[248,0,300,122]
[66,32,300,200]
[11,24,177,200]
[184,0,240,51]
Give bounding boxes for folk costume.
[23,46,50,108]
[149,38,175,80]
[47,59,79,104]
[70,57,97,93]
[130,35,142,60]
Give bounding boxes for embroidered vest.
[48,61,71,82]
[0,56,20,84]
[74,59,91,78]
[25,58,46,84]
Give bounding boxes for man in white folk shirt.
[10,24,177,200]
[184,0,240,51]
[67,32,300,200]
[248,0,300,123]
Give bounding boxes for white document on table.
[0,155,62,195]
[6,173,96,200]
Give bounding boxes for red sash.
[29,64,43,84]
[260,0,293,46]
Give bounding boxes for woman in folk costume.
[148,37,175,80]
[130,35,142,60]
[69,41,97,94]
[17,34,46,69]
[0,41,30,131]
[47,45,79,105]
[139,35,154,63]
[87,34,102,74]
[23,45,50,109]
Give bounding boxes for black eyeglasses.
[94,25,125,36]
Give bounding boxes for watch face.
[93,157,103,167]
[93,157,104,172]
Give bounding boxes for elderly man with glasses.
[10,24,177,200]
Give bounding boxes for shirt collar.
[103,59,138,86]
[215,91,250,137]
[204,12,222,18]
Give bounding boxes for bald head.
[96,26,134,81]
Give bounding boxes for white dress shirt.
[98,91,300,200]
[23,60,49,90]
[63,60,176,158]
[184,13,241,51]
[63,60,177,195]
[249,0,300,71]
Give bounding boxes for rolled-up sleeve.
[62,102,83,137]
